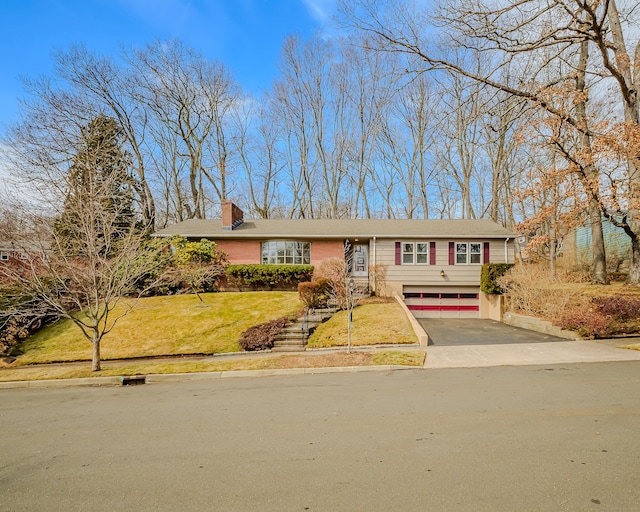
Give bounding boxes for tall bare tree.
[53,45,157,230]
[339,0,640,284]
[1,116,165,371]
[127,40,240,219]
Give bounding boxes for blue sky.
[0,0,337,132]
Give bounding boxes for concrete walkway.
[424,339,640,368]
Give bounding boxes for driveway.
[418,318,564,346]
[419,318,640,369]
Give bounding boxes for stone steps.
[271,308,337,352]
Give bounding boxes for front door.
[352,244,369,277]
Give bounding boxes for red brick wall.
[310,240,344,265]
[210,239,345,266]
[214,240,261,264]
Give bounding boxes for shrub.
[226,264,313,290]
[594,295,640,322]
[0,288,59,356]
[313,257,346,282]
[557,306,612,339]
[480,263,514,294]
[313,258,347,308]
[498,263,586,322]
[144,237,227,296]
[238,316,288,351]
[298,279,332,308]
[369,264,388,297]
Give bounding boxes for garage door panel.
[404,286,479,319]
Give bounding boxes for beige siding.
[371,238,514,288]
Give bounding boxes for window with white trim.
[402,242,430,264]
[456,242,482,264]
[261,241,310,265]
[0,251,8,261]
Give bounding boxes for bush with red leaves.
[557,306,611,339]
[594,295,640,322]
[238,316,288,351]
[297,279,332,309]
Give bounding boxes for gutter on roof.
[153,232,513,239]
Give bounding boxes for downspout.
[504,238,510,263]
[372,236,377,293]
[372,236,377,265]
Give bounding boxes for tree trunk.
[587,202,609,284]
[91,332,101,372]
[629,234,640,285]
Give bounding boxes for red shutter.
[395,242,401,265]
[448,242,454,265]
[483,242,490,264]
[430,242,436,265]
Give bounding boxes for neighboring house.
[154,201,515,319]
[562,219,631,271]
[0,242,25,262]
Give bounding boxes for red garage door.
[404,287,480,318]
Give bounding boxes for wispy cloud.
[301,0,337,24]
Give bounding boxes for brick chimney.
[221,200,244,230]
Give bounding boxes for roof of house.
[154,218,515,239]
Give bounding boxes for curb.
[0,365,419,390]
[0,376,122,389]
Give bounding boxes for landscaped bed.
[499,263,640,346]
[1,292,423,381]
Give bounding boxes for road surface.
[1,362,639,511]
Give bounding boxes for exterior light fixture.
[440,270,445,278]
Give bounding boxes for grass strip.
[0,350,425,382]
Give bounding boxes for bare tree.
[1,116,165,371]
[338,0,640,283]
[127,40,241,218]
[235,97,284,219]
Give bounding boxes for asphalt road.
[1,362,640,512]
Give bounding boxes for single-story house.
[154,201,515,319]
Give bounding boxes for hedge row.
[226,264,314,290]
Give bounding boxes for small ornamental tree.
[162,237,227,301]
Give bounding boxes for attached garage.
[404,286,480,318]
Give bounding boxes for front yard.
[1,292,423,381]
[12,292,303,365]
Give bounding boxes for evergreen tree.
[55,114,136,257]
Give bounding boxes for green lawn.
[307,301,417,348]
[14,292,302,365]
